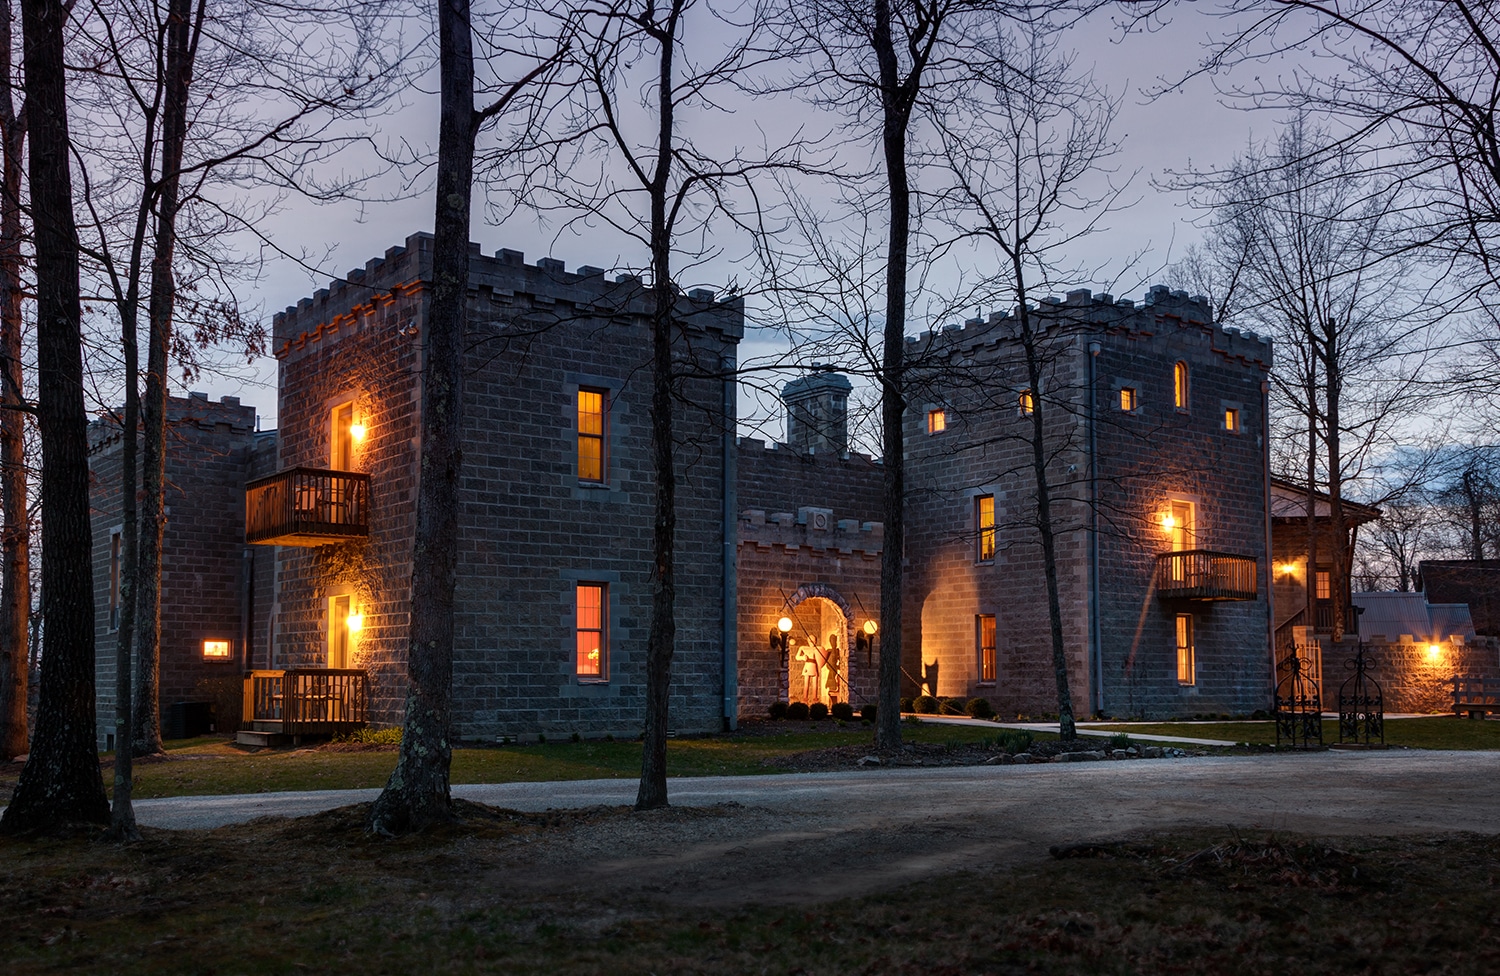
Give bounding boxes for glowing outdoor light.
[1427,643,1441,660]
[1279,562,1298,577]
[349,422,367,441]
[346,612,364,633]
[770,616,793,666]
[863,620,878,636]
[857,619,879,664]
[1161,513,1176,532]
[202,639,231,660]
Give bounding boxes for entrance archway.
[783,585,852,707]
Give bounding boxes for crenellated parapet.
[738,507,884,557]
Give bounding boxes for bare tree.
[1,0,110,833]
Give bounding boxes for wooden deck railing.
[242,669,369,735]
[1156,550,1258,601]
[245,467,370,546]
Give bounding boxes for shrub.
[787,701,810,721]
[938,697,966,715]
[570,731,582,743]
[809,702,829,721]
[914,695,940,714]
[900,697,915,713]
[997,730,1034,755]
[965,697,995,719]
[831,701,855,721]
[860,703,877,722]
[768,701,789,720]
[333,726,402,745]
[1109,732,1131,750]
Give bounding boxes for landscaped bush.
[914,695,940,714]
[787,701,810,721]
[768,701,789,720]
[1109,731,1131,750]
[900,697,915,713]
[831,701,855,721]
[997,729,1034,755]
[809,702,829,721]
[965,697,995,719]
[333,726,403,745]
[860,703,877,722]
[940,697,967,715]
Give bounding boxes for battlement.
[904,284,1271,370]
[89,392,258,454]
[271,231,746,356]
[738,507,884,556]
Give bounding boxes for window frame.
[1175,613,1195,686]
[331,401,356,471]
[1315,569,1331,601]
[975,494,996,563]
[1119,386,1138,412]
[575,582,609,681]
[577,388,608,484]
[108,529,122,632]
[1223,407,1240,433]
[1018,389,1034,416]
[1173,361,1190,411]
[328,593,354,669]
[977,614,997,685]
[926,408,947,435]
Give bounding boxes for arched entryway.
[783,584,853,706]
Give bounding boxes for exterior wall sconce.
[770,616,793,667]
[1160,513,1176,533]
[1427,642,1442,661]
[349,421,367,442]
[347,612,364,633]
[1278,562,1298,578]
[857,619,878,665]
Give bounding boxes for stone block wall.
[1321,637,1500,714]
[90,394,260,744]
[736,438,884,524]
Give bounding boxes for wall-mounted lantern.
[347,611,365,634]
[857,619,878,665]
[1427,642,1442,662]
[770,616,793,667]
[349,421,367,442]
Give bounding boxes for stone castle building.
[106,233,1479,743]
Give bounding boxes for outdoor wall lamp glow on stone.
[857,619,878,665]
[770,616,792,667]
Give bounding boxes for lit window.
[1224,408,1239,432]
[578,389,607,482]
[1175,614,1195,685]
[976,495,996,562]
[202,639,232,661]
[576,583,607,679]
[1019,390,1034,416]
[978,614,996,684]
[332,402,357,470]
[109,531,122,630]
[927,408,946,434]
[1119,387,1137,412]
[1316,570,1330,601]
[328,594,356,669]
[1173,362,1189,410]
[1167,500,1194,551]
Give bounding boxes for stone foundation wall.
[1321,638,1500,714]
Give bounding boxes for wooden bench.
[1450,676,1500,719]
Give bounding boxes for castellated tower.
[782,368,852,454]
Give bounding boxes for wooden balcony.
[245,467,369,546]
[1156,550,1258,601]
[240,669,369,738]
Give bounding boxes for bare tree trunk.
[636,1,684,812]
[132,0,198,760]
[0,0,28,763]
[1,0,109,833]
[871,0,908,752]
[1304,369,1317,631]
[368,0,472,834]
[1324,321,1348,642]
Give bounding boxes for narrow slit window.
[978,614,996,684]
[1174,362,1189,410]
[329,594,355,669]
[1019,390,1034,416]
[332,402,356,470]
[109,532,121,630]
[1175,613,1195,686]
[1119,387,1137,412]
[576,583,607,679]
[927,408,946,434]
[578,389,607,483]
[1224,408,1239,432]
[976,495,996,562]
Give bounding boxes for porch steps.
[236,723,293,748]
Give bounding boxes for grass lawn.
[1092,715,1500,750]
[2,811,1496,975]
[51,721,1033,801]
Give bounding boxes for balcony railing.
[246,467,369,546]
[1156,549,1259,601]
[1313,602,1362,636]
[242,668,369,736]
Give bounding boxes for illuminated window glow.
[576,583,607,679]
[1019,390,1034,416]
[332,402,356,470]
[578,389,607,483]
[202,639,232,660]
[329,594,354,668]
[1119,387,1137,412]
[1176,614,1195,685]
[927,408,946,434]
[978,614,996,684]
[976,494,996,562]
[1224,408,1239,432]
[1174,362,1189,409]
[1316,571,1331,601]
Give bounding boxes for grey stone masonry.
[902,286,1273,720]
[271,232,743,741]
[90,393,263,745]
[782,370,853,455]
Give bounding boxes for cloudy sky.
[203,2,1296,436]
